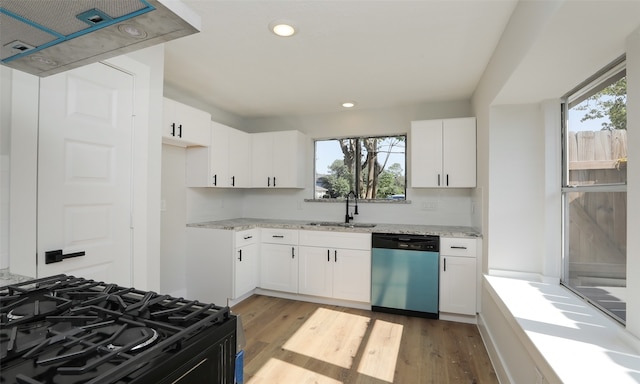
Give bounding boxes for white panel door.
[37,63,134,286]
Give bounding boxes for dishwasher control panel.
[371,233,439,252]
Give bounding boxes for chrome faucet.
[345,190,359,223]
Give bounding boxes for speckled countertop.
[0,268,34,287]
[187,218,481,238]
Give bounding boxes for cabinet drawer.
[299,230,371,250]
[261,228,298,244]
[235,229,259,247]
[440,237,477,257]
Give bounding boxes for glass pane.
[566,76,627,186]
[315,139,355,199]
[563,191,626,322]
[314,136,406,200]
[359,137,406,199]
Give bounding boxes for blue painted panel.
[371,248,439,313]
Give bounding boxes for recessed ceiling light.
[269,20,296,37]
[342,102,356,108]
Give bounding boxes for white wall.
[161,145,188,296]
[487,104,545,273]
[625,25,640,338]
[0,67,11,269]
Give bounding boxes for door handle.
[238,249,242,261]
[292,247,295,259]
[178,124,183,138]
[232,176,235,187]
[171,123,176,137]
[45,249,85,264]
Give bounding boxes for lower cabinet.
[260,228,299,293]
[186,227,258,305]
[439,237,478,315]
[234,230,259,299]
[298,231,371,303]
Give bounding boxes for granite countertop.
[187,218,481,238]
[0,269,34,287]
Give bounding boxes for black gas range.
[0,274,237,384]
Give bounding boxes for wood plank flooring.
[231,295,498,384]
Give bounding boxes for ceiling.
[163,0,517,118]
[163,1,640,119]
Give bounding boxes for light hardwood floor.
[232,295,498,384]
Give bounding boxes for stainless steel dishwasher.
[371,233,440,318]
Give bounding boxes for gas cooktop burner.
[107,327,159,352]
[6,300,59,321]
[0,274,236,384]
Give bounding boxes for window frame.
[560,57,627,324]
[313,134,407,201]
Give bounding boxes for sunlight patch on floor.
[357,319,404,383]
[283,307,370,369]
[247,358,343,384]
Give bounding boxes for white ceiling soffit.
[163,0,517,118]
[494,0,640,105]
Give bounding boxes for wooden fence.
[567,130,627,285]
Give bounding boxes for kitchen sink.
[306,222,377,228]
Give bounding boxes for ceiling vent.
[0,0,200,77]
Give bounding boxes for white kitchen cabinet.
[186,121,251,187]
[439,237,478,315]
[185,227,259,305]
[411,117,476,188]
[260,228,299,293]
[251,130,307,188]
[234,230,259,299]
[298,230,371,303]
[162,98,211,147]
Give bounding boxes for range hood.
[0,0,200,77]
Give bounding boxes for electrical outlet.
[421,201,438,211]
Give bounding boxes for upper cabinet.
[162,98,211,147]
[186,121,251,187]
[251,130,307,188]
[411,117,476,188]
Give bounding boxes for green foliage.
[576,77,626,130]
[317,137,406,199]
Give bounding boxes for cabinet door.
[176,102,211,146]
[234,242,259,299]
[162,98,210,147]
[228,128,251,187]
[443,117,476,188]
[439,255,477,315]
[271,130,307,188]
[410,119,443,187]
[298,246,333,297]
[333,248,371,302]
[210,121,231,187]
[251,132,274,187]
[260,243,299,293]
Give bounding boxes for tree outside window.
[315,136,406,200]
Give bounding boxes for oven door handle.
[45,249,86,264]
